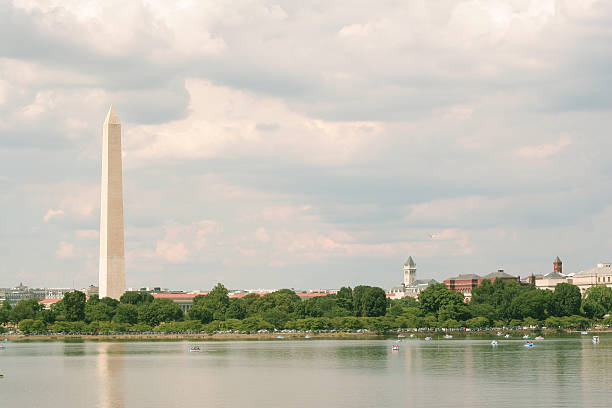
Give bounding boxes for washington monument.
[99,106,126,299]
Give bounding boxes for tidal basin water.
[1,335,611,407]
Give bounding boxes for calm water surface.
[1,335,611,407]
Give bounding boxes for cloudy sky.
[1,0,612,291]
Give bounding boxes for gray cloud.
[2,0,612,289]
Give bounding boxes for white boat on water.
[444,334,453,339]
[581,331,588,335]
[535,336,544,340]
[304,335,311,339]
[491,340,499,346]
[504,334,511,339]
[409,334,416,338]
[497,331,503,336]
[398,334,406,338]
[189,346,201,352]
[524,342,535,348]
[523,334,530,339]
[424,337,432,341]
[276,335,284,339]
[592,336,600,344]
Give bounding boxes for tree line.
[1,280,612,335]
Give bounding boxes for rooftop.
[482,270,517,280]
[446,274,481,281]
[574,263,612,276]
[404,256,416,267]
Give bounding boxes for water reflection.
[97,343,124,408]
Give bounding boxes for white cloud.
[76,229,99,239]
[513,135,572,159]
[126,79,384,166]
[56,241,76,259]
[43,208,64,222]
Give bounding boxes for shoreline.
[4,328,611,342]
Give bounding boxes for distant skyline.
[2,1,612,290]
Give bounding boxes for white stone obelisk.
[99,105,126,299]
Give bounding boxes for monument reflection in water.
[97,343,124,408]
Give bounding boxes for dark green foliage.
[226,298,246,320]
[9,299,43,323]
[138,299,184,326]
[120,291,154,305]
[187,305,214,324]
[418,283,464,315]
[19,318,47,334]
[194,283,230,320]
[550,283,581,316]
[353,286,388,317]
[1,299,13,324]
[85,301,116,323]
[113,304,139,324]
[582,285,612,318]
[63,291,86,322]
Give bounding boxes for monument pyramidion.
[99,106,126,299]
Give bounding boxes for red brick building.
[444,269,520,301]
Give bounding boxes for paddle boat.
[444,334,453,339]
[581,331,588,335]
[491,340,499,346]
[524,341,535,348]
[276,335,284,339]
[592,336,600,344]
[535,336,544,340]
[304,335,311,339]
[522,334,530,339]
[424,337,432,341]
[189,345,201,352]
[504,334,511,339]
[391,344,400,351]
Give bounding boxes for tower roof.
[404,256,415,267]
[104,105,120,125]
[555,256,562,263]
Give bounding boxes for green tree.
[336,286,354,312]
[550,283,581,317]
[40,309,57,325]
[120,291,154,305]
[582,285,612,319]
[466,316,489,329]
[114,304,139,324]
[418,283,464,315]
[471,279,495,305]
[187,305,214,324]
[361,287,388,317]
[19,318,47,334]
[85,301,115,322]
[262,309,290,328]
[509,289,551,320]
[194,283,231,320]
[138,299,184,326]
[9,299,43,323]
[63,291,86,322]
[0,299,11,324]
[226,298,246,319]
